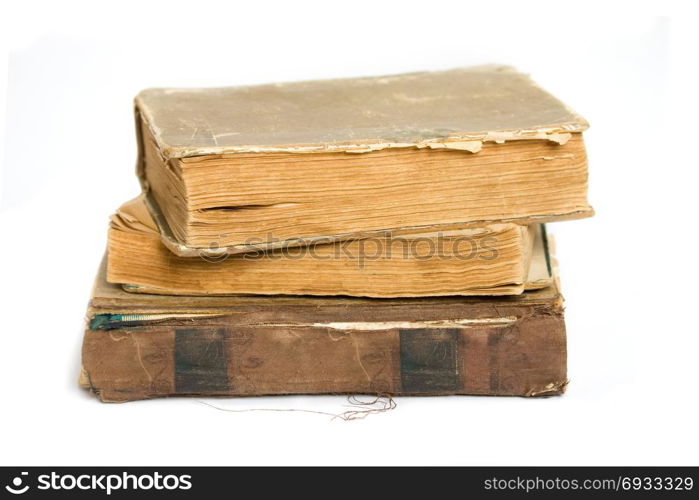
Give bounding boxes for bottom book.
[80,259,567,402]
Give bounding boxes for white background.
[1,1,698,466]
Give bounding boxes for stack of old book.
[80,66,592,402]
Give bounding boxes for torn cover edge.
[135,66,589,159]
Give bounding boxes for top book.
[135,65,592,256]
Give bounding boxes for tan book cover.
[135,65,592,255]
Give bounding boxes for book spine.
[81,313,566,402]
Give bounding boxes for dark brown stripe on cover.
[175,329,229,394]
[399,329,461,393]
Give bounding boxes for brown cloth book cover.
[81,259,567,402]
[135,65,592,255]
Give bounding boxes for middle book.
[107,196,550,298]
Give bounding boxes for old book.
[80,259,567,402]
[135,65,592,256]
[106,196,552,297]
